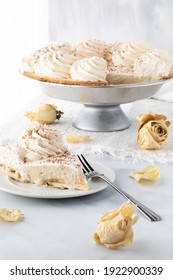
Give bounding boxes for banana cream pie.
[0,125,88,190]
[20,39,173,85]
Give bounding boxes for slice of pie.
[0,125,88,191]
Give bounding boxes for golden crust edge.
[23,71,108,86]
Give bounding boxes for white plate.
[0,160,115,199]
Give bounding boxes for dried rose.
[25,104,63,124]
[137,112,171,150]
[93,203,139,249]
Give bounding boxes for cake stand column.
[73,104,131,132]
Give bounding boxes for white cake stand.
[25,76,172,132]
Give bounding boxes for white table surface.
[0,155,172,260]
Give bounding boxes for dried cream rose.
[25,104,63,124]
[0,209,24,222]
[129,165,160,182]
[66,132,91,143]
[137,112,171,150]
[93,203,139,249]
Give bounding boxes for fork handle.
[100,175,161,222]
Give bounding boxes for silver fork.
[77,154,161,222]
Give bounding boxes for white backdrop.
[49,0,173,52]
[0,0,49,127]
[0,0,173,128]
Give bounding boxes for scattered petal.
[0,208,24,222]
[129,165,160,182]
[66,132,91,143]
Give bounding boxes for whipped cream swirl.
[112,41,151,67]
[38,41,72,54]
[21,125,67,162]
[20,52,39,73]
[109,41,122,53]
[134,49,173,79]
[70,56,107,82]
[73,39,109,58]
[20,42,72,73]
[34,51,80,79]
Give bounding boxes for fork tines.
[77,154,94,173]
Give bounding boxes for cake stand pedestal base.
[73,104,131,132]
